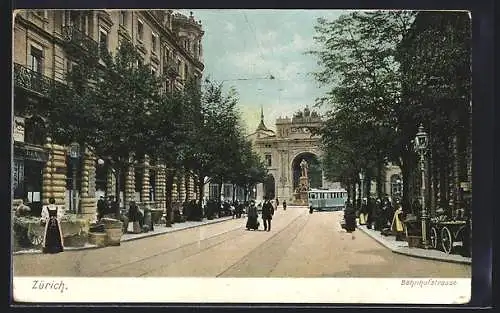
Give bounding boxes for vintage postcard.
[11,9,473,304]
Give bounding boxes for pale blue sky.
[178,9,346,133]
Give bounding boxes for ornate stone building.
[12,10,204,219]
[247,106,331,202]
[247,106,404,203]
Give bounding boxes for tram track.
[136,209,307,277]
[94,225,245,276]
[216,211,309,277]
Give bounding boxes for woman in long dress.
[246,201,259,230]
[343,201,357,233]
[41,197,64,254]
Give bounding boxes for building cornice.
[142,11,204,72]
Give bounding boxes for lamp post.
[69,142,81,214]
[414,124,429,249]
[358,169,365,203]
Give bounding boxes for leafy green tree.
[309,10,416,206]
[396,12,471,211]
[48,39,164,212]
[180,80,243,212]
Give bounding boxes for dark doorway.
[23,160,44,216]
[292,153,322,191]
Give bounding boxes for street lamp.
[69,142,81,214]
[414,124,429,249]
[358,169,365,202]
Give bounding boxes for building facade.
[247,106,333,202]
[13,10,204,219]
[246,106,405,203]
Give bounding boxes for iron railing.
[13,63,54,97]
[62,26,99,54]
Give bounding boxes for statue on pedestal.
[300,159,308,178]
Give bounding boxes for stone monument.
[294,159,310,205]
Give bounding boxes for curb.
[13,217,234,255]
[357,225,472,265]
[121,216,233,243]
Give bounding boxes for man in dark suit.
[262,198,274,231]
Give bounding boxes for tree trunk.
[244,186,248,202]
[365,175,372,199]
[114,163,125,219]
[184,172,190,202]
[165,169,175,227]
[401,148,412,214]
[376,163,384,200]
[232,184,236,203]
[198,175,205,217]
[351,181,356,205]
[357,180,362,203]
[218,177,223,206]
[114,167,121,207]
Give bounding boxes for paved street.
[13,206,471,278]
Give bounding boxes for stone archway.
[263,173,276,200]
[291,152,322,191]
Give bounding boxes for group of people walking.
[246,198,286,231]
[358,197,404,231]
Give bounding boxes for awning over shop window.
[14,142,50,163]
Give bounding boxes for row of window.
[309,192,348,199]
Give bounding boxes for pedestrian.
[40,197,64,254]
[128,201,143,233]
[343,201,357,234]
[275,198,279,208]
[391,200,405,240]
[359,198,368,225]
[282,200,287,211]
[246,200,259,230]
[97,196,106,221]
[262,198,274,231]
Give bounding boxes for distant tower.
[256,105,269,131]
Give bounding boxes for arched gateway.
[247,106,336,203]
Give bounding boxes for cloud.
[226,48,306,80]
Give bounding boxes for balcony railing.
[13,63,54,97]
[62,26,99,55]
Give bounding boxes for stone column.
[172,175,178,202]
[256,183,264,202]
[42,137,66,206]
[124,153,135,209]
[155,160,166,211]
[80,147,97,221]
[189,175,195,200]
[106,167,116,197]
[141,155,151,204]
[179,175,186,202]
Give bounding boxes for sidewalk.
[13,216,234,255]
[357,224,472,265]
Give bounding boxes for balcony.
[62,26,99,56]
[13,63,54,98]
